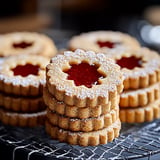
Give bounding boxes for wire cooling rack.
[0,119,160,160]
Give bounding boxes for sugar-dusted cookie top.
[0,54,49,96]
[68,31,140,53]
[106,47,160,90]
[46,49,124,107]
[0,32,58,58]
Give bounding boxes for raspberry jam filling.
[116,56,142,69]
[12,63,40,77]
[97,41,117,48]
[64,62,105,88]
[13,41,33,49]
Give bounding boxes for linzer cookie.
[0,32,58,58]
[46,119,121,146]
[0,54,49,96]
[0,109,46,127]
[45,49,123,146]
[47,108,119,132]
[46,49,124,107]
[120,99,160,123]
[43,87,119,119]
[120,82,160,107]
[68,31,140,53]
[0,54,48,127]
[107,47,160,90]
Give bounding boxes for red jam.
[13,41,33,49]
[64,62,105,88]
[12,64,40,77]
[116,56,142,69]
[97,41,116,48]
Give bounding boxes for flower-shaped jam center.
[64,62,105,88]
[97,40,117,48]
[12,63,40,77]
[116,56,143,69]
[12,41,33,49]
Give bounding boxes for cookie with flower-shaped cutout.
[106,47,160,90]
[0,54,48,126]
[68,31,140,53]
[0,54,49,96]
[0,32,57,58]
[46,49,124,107]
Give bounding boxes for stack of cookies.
[0,54,49,127]
[106,47,160,123]
[44,49,124,146]
[68,30,160,123]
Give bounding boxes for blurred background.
[0,0,160,50]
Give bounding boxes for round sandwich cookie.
[106,47,160,90]
[68,31,140,53]
[45,118,121,146]
[0,54,49,96]
[46,49,124,107]
[47,107,119,132]
[43,86,119,119]
[120,82,160,107]
[0,31,58,58]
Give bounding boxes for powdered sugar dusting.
[106,47,160,79]
[47,49,123,99]
[69,31,140,53]
[0,32,57,57]
[0,55,48,87]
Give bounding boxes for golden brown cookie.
[43,87,119,119]
[0,32,58,58]
[120,82,160,107]
[45,118,121,146]
[47,108,119,132]
[106,47,160,90]
[120,99,160,123]
[0,54,49,96]
[68,31,140,53]
[0,92,46,112]
[46,49,124,107]
[0,109,46,127]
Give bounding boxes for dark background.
[0,0,160,49]
[0,0,159,31]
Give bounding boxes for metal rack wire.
[0,119,160,160]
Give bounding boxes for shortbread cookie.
[120,99,160,123]
[43,87,119,119]
[106,47,160,90]
[0,93,46,112]
[47,108,119,132]
[68,31,140,53]
[46,49,124,107]
[0,32,58,57]
[120,82,160,107]
[0,109,46,127]
[0,54,49,96]
[45,119,121,146]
